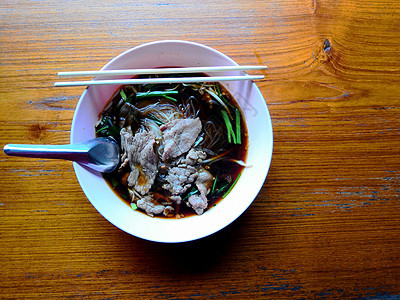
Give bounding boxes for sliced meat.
[195,167,213,206]
[162,165,198,201]
[136,196,165,217]
[119,153,129,170]
[120,127,133,152]
[126,130,158,195]
[187,194,208,215]
[160,118,202,161]
[119,128,132,171]
[170,195,182,204]
[163,205,174,217]
[127,166,141,189]
[179,148,207,166]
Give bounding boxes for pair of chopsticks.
[54,65,267,87]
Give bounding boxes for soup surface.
[96,75,248,218]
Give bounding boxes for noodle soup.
[96,75,248,218]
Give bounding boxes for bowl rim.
[71,40,273,243]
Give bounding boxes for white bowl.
[71,40,273,243]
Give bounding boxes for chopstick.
[57,65,267,77]
[54,75,265,87]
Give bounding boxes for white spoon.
[3,137,120,173]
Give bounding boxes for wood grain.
[1,0,400,298]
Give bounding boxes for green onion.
[96,117,120,137]
[216,182,230,194]
[136,90,178,100]
[148,113,164,125]
[95,125,109,133]
[130,203,137,210]
[235,109,241,144]
[209,177,232,198]
[216,82,222,96]
[215,83,237,110]
[222,173,241,198]
[104,118,120,137]
[182,188,199,201]
[211,175,218,194]
[162,95,177,102]
[221,110,236,144]
[120,89,127,101]
[206,88,232,118]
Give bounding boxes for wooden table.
[1,0,399,298]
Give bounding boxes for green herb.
[130,203,137,210]
[222,173,241,198]
[95,116,120,138]
[96,125,109,134]
[211,175,218,194]
[162,95,177,102]
[216,182,230,194]
[216,82,222,96]
[104,117,120,137]
[148,113,164,125]
[206,88,232,118]
[182,187,199,201]
[215,83,237,110]
[221,110,236,144]
[120,89,127,101]
[235,109,241,144]
[209,177,232,198]
[136,90,178,100]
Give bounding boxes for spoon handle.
[3,137,119,173]
[3,143,90,161]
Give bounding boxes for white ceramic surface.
[70,40,273,243]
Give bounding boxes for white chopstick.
[57,65,267,77]
[54,75,264,87]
